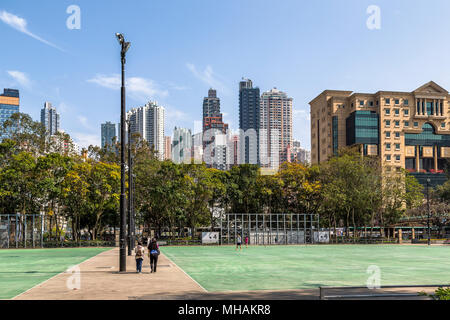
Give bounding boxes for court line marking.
[161,252,208,292]
[11,248,114,300]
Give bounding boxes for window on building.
[369,101,374,107]
[441,123,446,128]
[395,143,400,150]
[414,122,419,127]
[385,98,390,105]
[426,102,433,115]
[395,132,400,138]
[395,99,400,105]
[385,109,390,115]
[385,120,391,127]
[360,101,364,106]
[395,121,400,127]
[404,99,409,106]
[386,143,391,150]
[386,155,391,161]
[404,121,409,127]
[394,109,400,115]
[386,132,391,138]
[345,111,379,146]
[396,155,401,161]
[404,109,409,116]
[332,116,338,156]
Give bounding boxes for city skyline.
[2,1,450,149]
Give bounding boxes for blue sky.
[1,0,450,149]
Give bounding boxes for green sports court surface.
[0,247,111,299]
[162,245,450,292]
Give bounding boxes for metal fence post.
[304,214,307,244]
[15,214,18,248]
[220,215,222,246]
[41,214,44,248]
[32,215,35,248]
[24,214,27,248]
[256,214,258,245]
[7,215,11,249]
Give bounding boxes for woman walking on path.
[135,242,145,273]
[148,238,160,273]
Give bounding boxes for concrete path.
[13,248,437,300]
[15,248,205,300]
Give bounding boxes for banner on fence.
[202,232,219,244]
[314,231,330,243]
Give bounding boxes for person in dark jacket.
[147,238,160,273]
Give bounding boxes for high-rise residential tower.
[0,88,20,141]
[309,81,450,187]
[164,136,172,161]
[202,88,228,170]
[172,127,192,164]
[290,140,311,164]
[260,88,293,170]
[203,88,221,130]
[239,78,260,165]
[101,121,117,149]
[127,101,165,160]
[40,102,60,136]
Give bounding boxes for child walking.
[135,241,145,273]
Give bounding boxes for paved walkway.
[14,248,437,300]
[15,248,206,300]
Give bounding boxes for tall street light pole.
[426,178,431,246]
[127,120,133,256]
[132,173,136,250]
[116,33,131,272]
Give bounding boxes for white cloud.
[0,10,64,51]
[7,70,31,87]
[165,81,189,91]
[166,108,189,121]
[57,102,70,114]
[186,63,229,94]
[87,74,169,101]
[72,132,100,149]
[77,115,89,129]
[293,108,310,121]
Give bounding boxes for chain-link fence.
[0,214,45,248]
[220,213,320,245]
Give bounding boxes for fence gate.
[0,214,44,249]
[219,213,319,245]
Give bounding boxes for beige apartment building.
[260,88,293,169]
[309,81,450,186]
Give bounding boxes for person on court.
[148,238,160,273]
[135,241,145,273]
[245,235,249,248]
[236,234,242,251]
